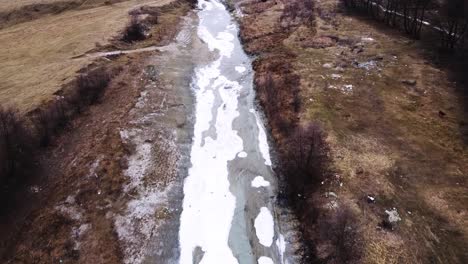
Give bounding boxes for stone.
[402,79,417,86]
[356,167,364,174]
[383,208,401,230]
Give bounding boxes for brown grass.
[237,0,468,263]
[0,0,173,114]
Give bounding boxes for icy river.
[178,0,286,263]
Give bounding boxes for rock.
[358,60,378,71]
[372,54,385,61]
[325,192,338,198]
[402,79,417,86]
[302,36,336,48]
[367,195,376,203]
[361,37,375,42]
[438,110,446,117]
[383,208,401,230]
[334,66,345,72]
[356,167,364,175]
[330,73,342,79]
[323,63,334,68]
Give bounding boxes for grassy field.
[0,0,171,113]
[0,0,67,12]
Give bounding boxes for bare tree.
[438,0,468,50]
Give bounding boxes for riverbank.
[0,1,194,262]
[234,0,467,263]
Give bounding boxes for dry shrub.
[33,98,70,147]
[122,15,147,43]
[130,6,160,25]
[281,0,315,28]
[317,206,364,263]
[282,122,330,197]
[240,0,277,14]
[33,66,111,146]
[0,108,34,186]
[76,67,111,105]
[254,54,301,137]
[185,0,198,8]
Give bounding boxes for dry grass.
[237,0,467,263]
[0,0,70,12]
[293,1,468,262]
[0,0,172,113]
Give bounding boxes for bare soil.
[0,1,192,263]
[235,0,468,263]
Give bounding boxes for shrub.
[77,67,111,105]
[282,122,330,197]
[318,207,363,263]
[33,67,111,147]
[122,15,147,43]
[0,108,34,185]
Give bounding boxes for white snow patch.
[251,176,270,188]
[254,207,274,247]
[276,233,286,263]
[55,195,83,221]
[238,151,247,158]
[115,184,173,264]
[198,26,234,58]
[179,60,243,263]
[179,2,244,261]
[198,0,213,11]
[258,256,274,264]
[252,110,272,166]
[117,128,179,264]
[55,195,89,250]
[72,223,91,250]
[361,37,375,42]
[235,65,246,73]
[328,84,354,94]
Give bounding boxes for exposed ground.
[0,0,193,262]
[235,0,467,263]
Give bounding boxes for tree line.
[343,0,468,51]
